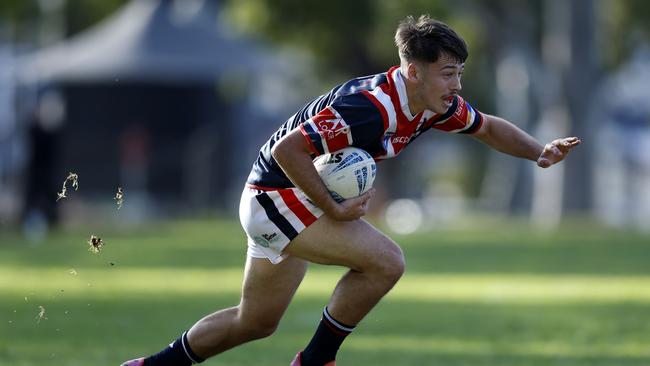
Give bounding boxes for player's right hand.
[537,137,581,168]
[328,188,375,221]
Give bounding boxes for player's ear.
[406,63,419,81]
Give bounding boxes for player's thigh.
[283,215,403,272]
[238,255,308,325]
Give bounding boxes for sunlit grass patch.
[1,218,650,366]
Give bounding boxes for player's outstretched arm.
[271,128,374,221]
[472,114,581,168]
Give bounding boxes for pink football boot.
[291,352,336,366]
[120,357,145,366]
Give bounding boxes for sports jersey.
[246,66,483,190]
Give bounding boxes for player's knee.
[370,241,405,285]
[240,317,280,340]
[382,247,406,284]
[251,322,278,339]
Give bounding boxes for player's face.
[414,55,464,114]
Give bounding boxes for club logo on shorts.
[262,233,278,242]
[253,236,270,248]
[254,232,280,248]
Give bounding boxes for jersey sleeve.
[432,95,484,134]
[299,93,384,155]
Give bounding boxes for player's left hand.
[537,137,581,168]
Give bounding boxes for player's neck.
[403,79,425,115]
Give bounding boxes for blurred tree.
[0,0,127,42]
[2,0,649,70]
[601,0,650,69]
[0,0,39,41]
[225,0,376,80]
[3,0,649,217]
[63,0,128,37]
[223,0,458,81]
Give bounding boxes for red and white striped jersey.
[246,66,483,189]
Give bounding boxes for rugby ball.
[313,147,376,202]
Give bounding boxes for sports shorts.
[239,185,324,264]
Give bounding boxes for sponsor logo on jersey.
[391,135,411,144]
[453,97,469,126]
[309,107,353,153]
[454,97,465,116]
[313,112,350,140]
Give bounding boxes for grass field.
[1,217,650,366]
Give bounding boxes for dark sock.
[301,307,356,366]
[144,331,204,366]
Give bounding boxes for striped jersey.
[246,66,483,189]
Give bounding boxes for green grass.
[1,218,650,365]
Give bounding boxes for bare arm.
[473,114,581,168]
[271,128,374,221]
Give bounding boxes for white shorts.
[239,185,324,264]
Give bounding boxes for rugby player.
[122,15,580,366]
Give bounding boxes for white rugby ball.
[313,147,376,202]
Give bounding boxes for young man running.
[122,15,580,366]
